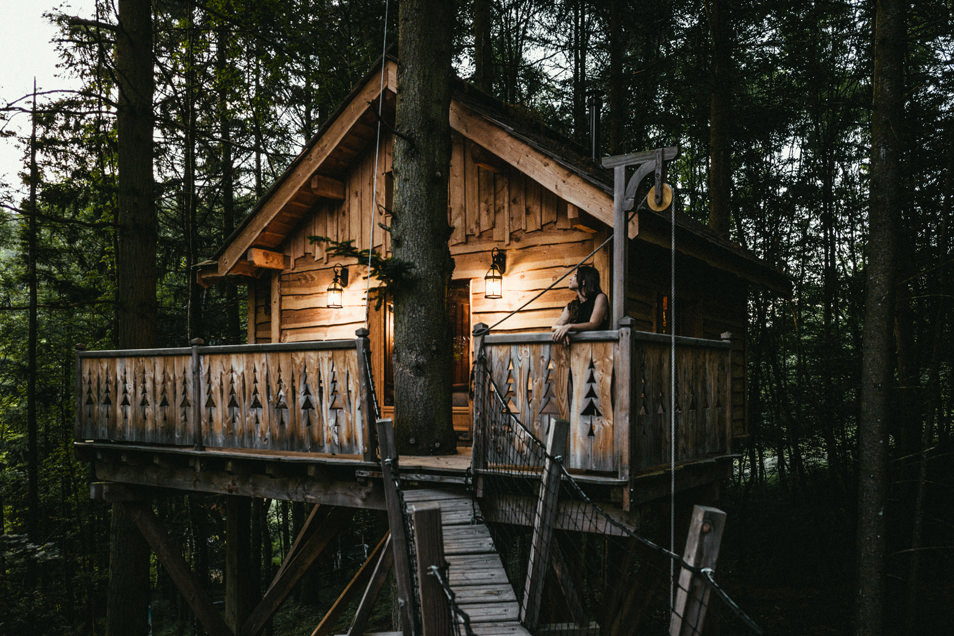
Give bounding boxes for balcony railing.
[471,321,733,482]
[75,337,377,460]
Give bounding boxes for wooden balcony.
[471,319,734,487]
[74,323,734,506]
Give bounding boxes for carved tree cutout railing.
[473,326,733,481]
[75,339,376,460]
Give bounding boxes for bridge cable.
[486,195,650,333]
[364,0,391,329]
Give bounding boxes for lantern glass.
[485,268,503,299]
[327,282,343,308]
[327,264,348,308]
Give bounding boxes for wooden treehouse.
[75,58,788,635]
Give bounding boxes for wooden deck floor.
[403,488,531,636]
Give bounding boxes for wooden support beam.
[521,418,570,632]
[241,506,354,636]
[125,502,233,636]
[270,271,281,344]
[413,504,452,636]
[226,496,252,633]
[346,534,395,636]
[377,418,417,635]
[549,540,587,629]
[310,174,346,200]
[247,248,290,271]
[612,164,626,329]
[310,533,389,636]
[669,505,727,636]
[271,503,322,587]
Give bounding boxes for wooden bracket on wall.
[246,248,290,271]
[309,174,346,200]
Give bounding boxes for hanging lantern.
[327,264,349,308]
[484,247,506,299]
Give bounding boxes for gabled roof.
[200,56,790,296]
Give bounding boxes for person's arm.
[551,306,572,343]
[551,294,608,343]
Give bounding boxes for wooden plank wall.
[630,337,732,471]
[77,353,194,445]
[629,242,749,436]
[259,132,608,346]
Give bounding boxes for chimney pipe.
[587,89,603,163]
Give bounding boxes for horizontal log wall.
[259,133,608,346]
[76,342,371,456]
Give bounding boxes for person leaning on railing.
[551,264,609,344]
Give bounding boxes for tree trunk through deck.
[390,0,458,454]
[108,0,155,633]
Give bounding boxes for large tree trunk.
[855,0,905,633]
[108,1,155,634]
[391,0,458,454]
[605,0,624,155]
[707,0,731,239]
[472,0,493,92]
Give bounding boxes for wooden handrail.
[472,327,733,481]
[75,338,373,456]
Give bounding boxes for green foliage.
[309,235,415,307]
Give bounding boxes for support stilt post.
[669,505,726,636]
[521,417,570,632]
[413,504,452,635]
[377,418,417,635]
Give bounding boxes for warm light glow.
[327,283,343,308]
[484,248,506,299]
[327,264,348,309]
[485,269,503,299]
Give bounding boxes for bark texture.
[708,0,731,239]
[108,1,155,633]
[391,0,458,454]
[855,0,905,633]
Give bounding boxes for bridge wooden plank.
[459,601,520,622]
[452,584,517,604]
[404,488,525,635]
[467,623,531,636]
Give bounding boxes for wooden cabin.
[75,57,788,635]
[194,57,787,453]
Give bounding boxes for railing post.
[722,331,734,453]
[616,318,633,509]
[471,323,489,478]
[190,338,204,451]
[611,164,627,329]
[355,328,379,462]
[670,505,727,636]
[413,503,452,636]
[521,417,569,632]
[74,344,86,442]
[376,418,417,635]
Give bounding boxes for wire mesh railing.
[471,352,763,635]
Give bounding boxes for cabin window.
[656,294,701,337]
[382,280,471,407]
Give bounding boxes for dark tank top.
[572,293,608,330]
